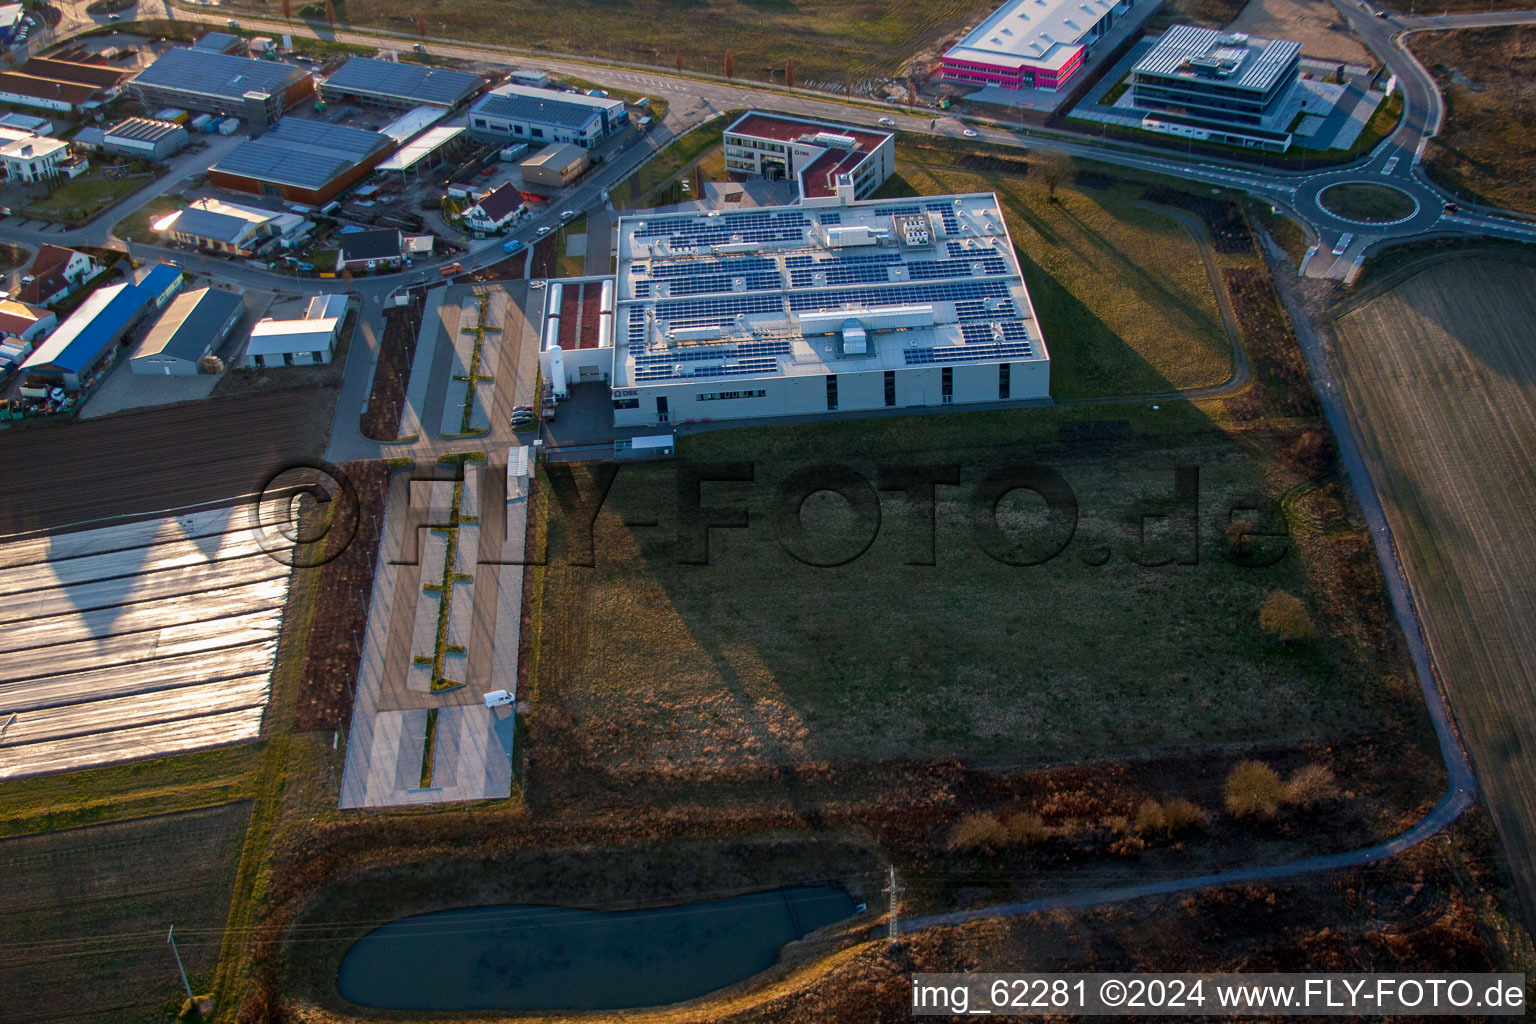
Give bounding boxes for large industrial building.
[319,56,485,110]
[209,118,394,204]
[722,112,894,201]
[19,264,183,389]
[942,0,1140,92]
[129,287,245,375]
[1130,25,1303,151]
[539,186,1050,427]
[0,57,128,114]
[84,117,190,161]
[468,83,627,149]
[129,47,314,129]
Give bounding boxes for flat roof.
[610,193,1046,390]
[522,141,586,169]
[246,317,338,355]
[131,47,307,102]
[376,124,464,170]
[192,31,242,51]
[132,287,243,362]
[212,117,390,191]
[727,112,893,201]
[0,135,66,160]
[1135,24,1302,92]
[471,83,620,130]
[377,105,445,143]
[944,0,1123,72]
[105,116,185,144]
[322,56,483,107]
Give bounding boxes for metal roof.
[471,84,619,130]
[22,282,153,376]
[305,293,347,320]
[211,118,390,191]
[339,229,401,262]
[139,263,185,300]
[131,47,307,102]
[164,200,270,244]
[322,56,483,107]
[376,124,464,171]
[246,317,338,355]
[132,287,244,362]
[192,32,241,51]
[377,105,444,143]
[104,116,185,144]
[1134,25,1301,92]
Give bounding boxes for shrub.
[1226,518,1256,559]
[1004,810,1050,846]
[948,812,1008,853]
[1225,760,1283,819]
[1133,799,1168,835]
[1259,590,1315,642]
[1284,764,1339,809]
[1161,798,1207,833]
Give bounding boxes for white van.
[483,689,515,708]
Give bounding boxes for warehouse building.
[1130,26,1303,151]
[129,287,244,374]
[0,70,101,114]
[209,118,394,204]
[243,315,341,367]
[723,112,894,201]
[130,47,313,129]
[520,142,588,187]
[95,117,190,161]
[942,0,1140,92]
[376,123,466,182]
[540,187,1050,428]
[152,197,300,255]
[320,56,484,110]
[21,57,130,97]
[19,264,182,389]
[468,83,627,149]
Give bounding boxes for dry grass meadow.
[880,151,1241,399]
[1328,254,1536,916]
[1227,0,1371,65]
[1412,27,1536,215]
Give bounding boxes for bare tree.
[784,57,794,89]
[723,49,734,79]
[1035,147,1073,203]
[674,52,683,73]
[415,14,427,36]
[281,0,292,21]
[324,0,336,26]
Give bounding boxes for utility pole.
[167,926,194,1003]
[883,866,904,948]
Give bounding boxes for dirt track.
[0,388,337,536]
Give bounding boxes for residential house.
[461,180,525,233]
[17,245,102,306]
[336,229,404,272]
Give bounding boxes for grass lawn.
[1412,27,1536,214]
[614,119,728,210]
[111,194,182,244]
[880,145,1237,399]
[22,169,152,224]
[553,216,589,277]
[1318,182,1417,223]
[0,803,252,1024]
[1248,199,1309,265]
[1327,253,1536,913]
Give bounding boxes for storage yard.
[0,505,291,778]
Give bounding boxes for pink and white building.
[942,0,1139,92]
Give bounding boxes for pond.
[337,885,858,1011]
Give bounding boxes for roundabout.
[1318,182,1422,226]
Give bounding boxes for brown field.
[1227,0,1372,65]
[1327,254,1536,918]
[0,803,252,1024]
[224,0,995,83]
[1411,27,1536,215]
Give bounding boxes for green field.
[881,147,1240,399]
[0,804,252,1024]
[1319,183,1417,223]
[22,169,152,225]
[1329,253,1536,915]
[615,120,729,210]
[111,195,182,244]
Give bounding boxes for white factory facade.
[537,158,1050,429]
